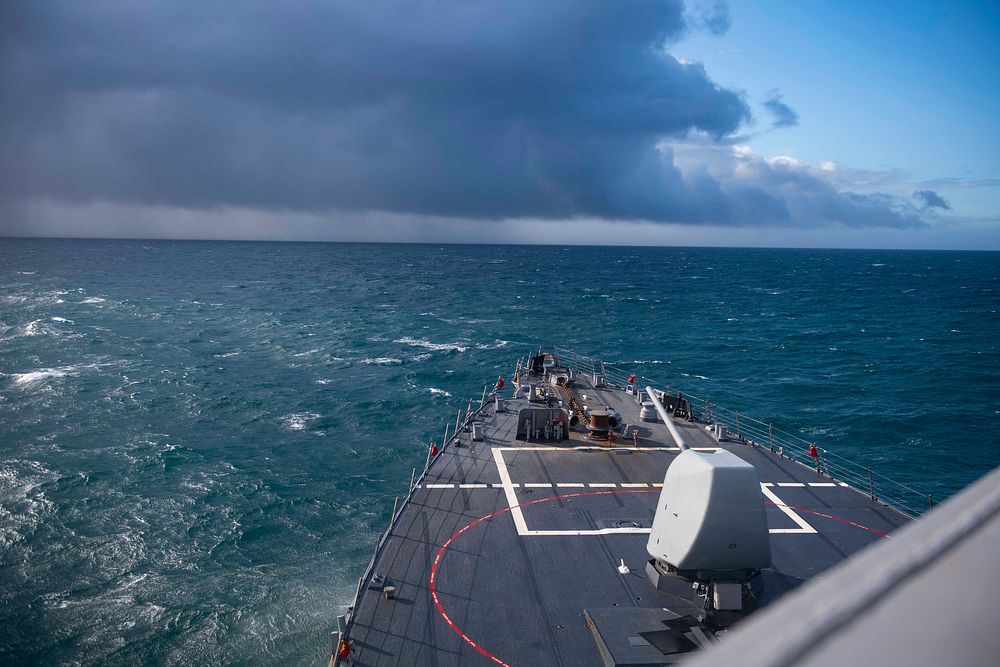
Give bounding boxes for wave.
[428,387,452,397]
[20,319,54,337]
[50,316,74,324]
[360,357,403,365]
[9,367,74,386]
[280,413,321,431]
[81,297,107,304]
[474,339,511,350]
[394,336,468,353]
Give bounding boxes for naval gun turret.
[642,388,771,613]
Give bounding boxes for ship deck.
[344,372,910,666]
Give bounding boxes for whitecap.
[20,320,53,336]
[10,367,73,385]
[50,316,74,324]
[281,413,321,431]
[428,387,452,397]
[81,297,106,304]
[394,336,468,353]
[361,357,403,365]
[475,339,511,350]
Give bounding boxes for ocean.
[1,239,998,664]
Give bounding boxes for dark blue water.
[1,239,998,664]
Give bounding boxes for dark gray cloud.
[762,90,800,128]
[0,1,932,233]
[913,189,951,210]
[0,1,748,221]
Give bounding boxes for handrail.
[554,346,934,518]
[332,386,498,666]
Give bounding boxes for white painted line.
[492,482,519,488]
[777,482,806,487]
[523,527,649,536]
[839,482,851,487]
[492,448,819,537]
[556,483,585,488]
[651,483,663,487]
[761,482,775,487]
[459,484,488,488]
[426,484,455,489]
[809,482,837,487]
[588,483,618,488]
[620,483,649,488]
[760,484,817,534]
[492,448,528,535]
[524,483,553,488]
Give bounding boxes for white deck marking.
[651,483,663,487]
[761,484,817,534]
[491,447,818,536]
[492,448,528,535]
[426,483,455,488]
[809,482,837,487]
[459,484,488,488]
[777,482,806,487]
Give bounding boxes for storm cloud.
[0,1,931,233]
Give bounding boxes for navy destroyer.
[329,348,997,666]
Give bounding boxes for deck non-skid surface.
[347,378,910,666]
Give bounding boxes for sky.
[1,0,998,249]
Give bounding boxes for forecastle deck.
[337,363,909,666]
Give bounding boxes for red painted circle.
[428,490,892,665]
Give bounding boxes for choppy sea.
[1,239,998,664]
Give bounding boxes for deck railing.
[332,383,498,666]
[553,347,934,518]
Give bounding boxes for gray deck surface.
[346,372,910,666]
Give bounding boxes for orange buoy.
[808,443,819,458]
[430,443,439,457]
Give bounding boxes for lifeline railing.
[553,346,935,519]
[331,381,499,666]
